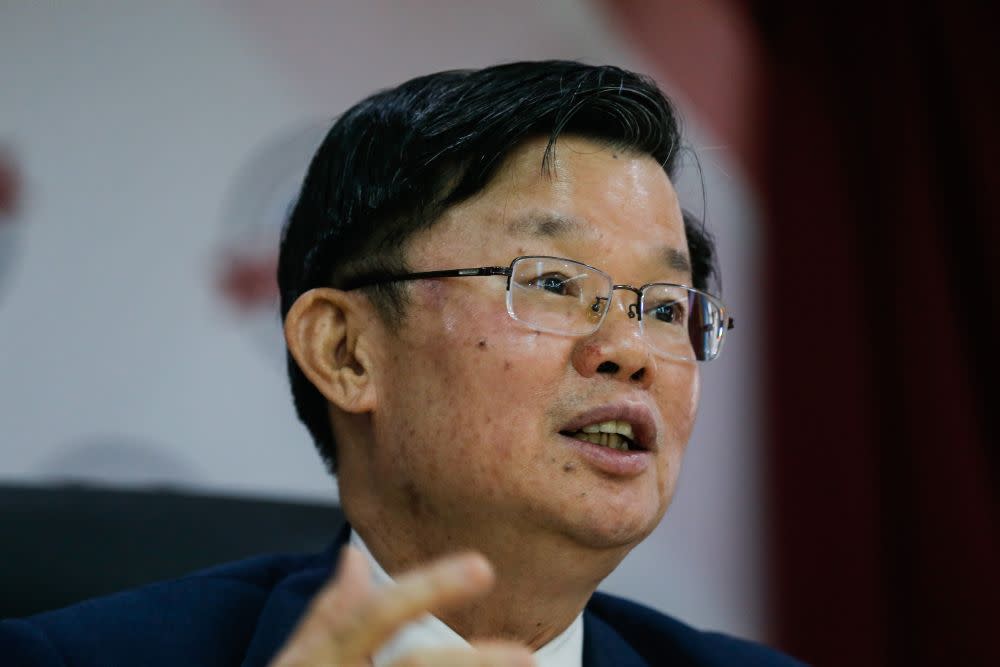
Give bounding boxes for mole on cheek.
[562,462,576,473]
[503,360,512,371]
[478,339,488,349]
[404,481,431,519]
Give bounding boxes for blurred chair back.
[0,483,343,619]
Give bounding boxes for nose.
[571,289,654,388]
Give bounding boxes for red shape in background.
[217,253,279,311]
[0,150,22,221]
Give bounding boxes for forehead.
[415,135,689,275]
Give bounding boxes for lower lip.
[558,434,652,477]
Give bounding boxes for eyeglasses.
[346,255,735,362]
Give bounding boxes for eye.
[528,272,579,296]
[648,299,687,324]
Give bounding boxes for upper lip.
[558,402,658,452]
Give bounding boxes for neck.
[347,510,624,649]
[334,429,635,648]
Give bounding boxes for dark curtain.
[754,3,998,665]
[599,1,998,665]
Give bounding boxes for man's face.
[354,135,699,559]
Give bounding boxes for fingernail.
[445,554,490,583]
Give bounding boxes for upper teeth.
[580,420,634,440]
[569,420,636,451]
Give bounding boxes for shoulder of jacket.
[587,592,808,666]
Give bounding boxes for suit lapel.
[582,607,649,667]
[240,523,350,667]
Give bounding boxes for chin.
[558,497,666,552]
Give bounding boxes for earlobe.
[284,288,377,414]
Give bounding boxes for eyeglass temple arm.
[396,266,511,280]
[346,266,511,290]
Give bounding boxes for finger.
[300,546,374,632]
[270,546,374,665]
[339,552,494,658]
[328,546,374,612]
[388,642,535,667]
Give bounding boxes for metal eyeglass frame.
[344,255,735,361]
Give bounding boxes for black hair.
[278,60,718,473]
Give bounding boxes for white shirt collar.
[349,531,584,667]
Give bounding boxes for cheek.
[652,363,700,473]
[669,365,700,434]
[378,289,567,476]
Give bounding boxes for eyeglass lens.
[506,256,726,362]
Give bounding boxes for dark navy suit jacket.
[1,528,805,666]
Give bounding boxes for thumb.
[298,545,373,635]
[328,545,374,609]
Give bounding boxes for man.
[1,61,802,666]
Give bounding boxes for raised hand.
[268,546,535,667]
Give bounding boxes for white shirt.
[350,531,584,667]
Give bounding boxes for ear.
[284,288,379,414]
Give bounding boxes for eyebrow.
[506,212,586,238]
[663,247,692,275]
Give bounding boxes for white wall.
[0,0,767,640]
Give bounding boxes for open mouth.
[560,420,643,452]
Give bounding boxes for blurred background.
[0,2,995,665]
